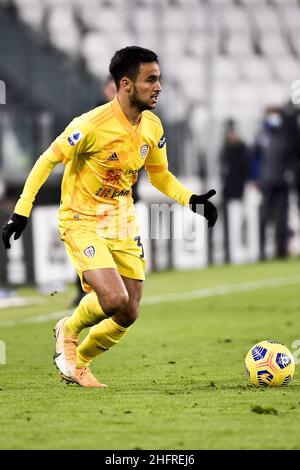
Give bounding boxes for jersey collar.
[111,96,142,135]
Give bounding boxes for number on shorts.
[134,236,144,259]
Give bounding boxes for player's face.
[130,62,162,111]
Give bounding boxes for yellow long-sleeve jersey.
[14,97,194,238]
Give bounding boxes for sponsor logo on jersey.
[68,130,83,146]
[111,189,130,198]
[84,246,95,258]
[107,152,119,161]
[158,134,166,148]
[125,169,139,176]
[95,186,130,198]
[95,186,112,198]
[104,169,122,183]
[140,144,149,158]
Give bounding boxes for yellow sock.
[76,317,129,368]
[64,291,108,336]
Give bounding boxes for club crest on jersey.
[68,130,83,147]
[140,144,149,159]
[84,246,95,258]
[158,135,166,148]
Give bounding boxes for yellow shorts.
[60,223,146,292]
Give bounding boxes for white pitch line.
[1,276,300,328]
[141,275,300,305]
[0,296,45,309]
[0,309,72,328]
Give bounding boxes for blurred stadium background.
[1,0,300,294]
[2,0,300,451]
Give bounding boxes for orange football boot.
[53,317,78,378]
[61,367,107,388]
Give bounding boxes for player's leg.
[55,230,145,387]
[54,288,110,379]
[54,231,119,380]
[82,267,130,320]
[65,290,107,335]
[63,267,129,337]
[74,234,145,375]
[114,275,143,327]
[54,267,128,382]
[76,270,143,368]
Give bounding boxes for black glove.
[2,213,28,249]
[189,190,218,228]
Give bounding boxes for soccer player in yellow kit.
[2,47,218,388]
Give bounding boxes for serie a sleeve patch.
[67,130,84,147]
[158,134,166,148]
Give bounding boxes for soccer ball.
[245,340,295,387]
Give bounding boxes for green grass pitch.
[0,259,300,450]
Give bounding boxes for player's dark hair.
[109,46,159,90]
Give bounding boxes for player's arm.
[1,147,62,248]
[2,118,95,248]
[146,164,193,205]
[145,128,218,227]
